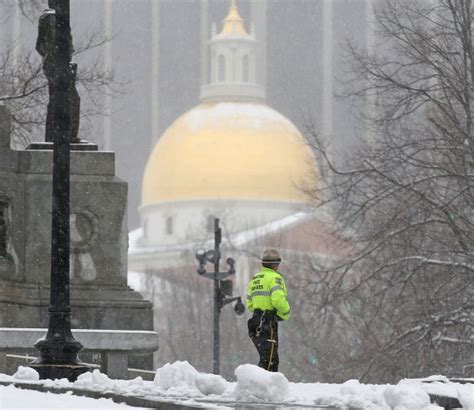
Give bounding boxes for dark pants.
[248,311,279,372]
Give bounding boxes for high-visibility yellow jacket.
[246,267,291,321]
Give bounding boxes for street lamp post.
[30,0,89,381]
[212,219,221,374]
[195,218,245,375]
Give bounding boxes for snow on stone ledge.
[2,362,472,409]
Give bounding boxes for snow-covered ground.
[0,383,144,409]
[0,362,472,409]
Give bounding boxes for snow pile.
[124,375,146,395]
[195,373,228,395]
[341,379,377,400]
[1,361,471,409]
[13,366,39,381]
[310,379,383,409]
[154,360,199,390]
[75,369,113,389]
[153,360,227,396]
[398,377,474,410]
[384,385,433,410]
[458,387,474,410]
[233,364,289,402]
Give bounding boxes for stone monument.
[0,104,154,370]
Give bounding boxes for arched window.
[166,216,173,235]
[218,55,226,82]
[242,55,249,82]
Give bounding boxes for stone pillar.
[0,138,154,372]
[101,351,128,379]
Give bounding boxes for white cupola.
[200,0,265,103]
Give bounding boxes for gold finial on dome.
[220,0,248,36]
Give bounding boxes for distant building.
[128,1,348,376]
[128,0,331,274]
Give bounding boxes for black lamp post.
[195,218,245,375]
[30,0,89,381]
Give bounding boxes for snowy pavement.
[0,383,142,409]
[0,361,472,409]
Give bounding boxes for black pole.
[213,218,221,374]
[195,219,244,374]
[31,0,88,381]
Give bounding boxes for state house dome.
[142,101,319,206]
[140,0,319,246]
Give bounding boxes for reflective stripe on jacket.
[246,267,291,321]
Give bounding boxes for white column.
[321,0,333,139]
[12,1,22,70]
[251,0,266,95]
[200,0,208,87]
[103,0,113,151]
[151,0,160,147]
[366,0,375,58]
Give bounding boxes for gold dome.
[142,102,319,206]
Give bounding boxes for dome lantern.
[200,0,265,103]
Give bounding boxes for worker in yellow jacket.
[246,249,290,372]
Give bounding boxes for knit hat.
[261,248,281,263]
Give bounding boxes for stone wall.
[0,105,154,371]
